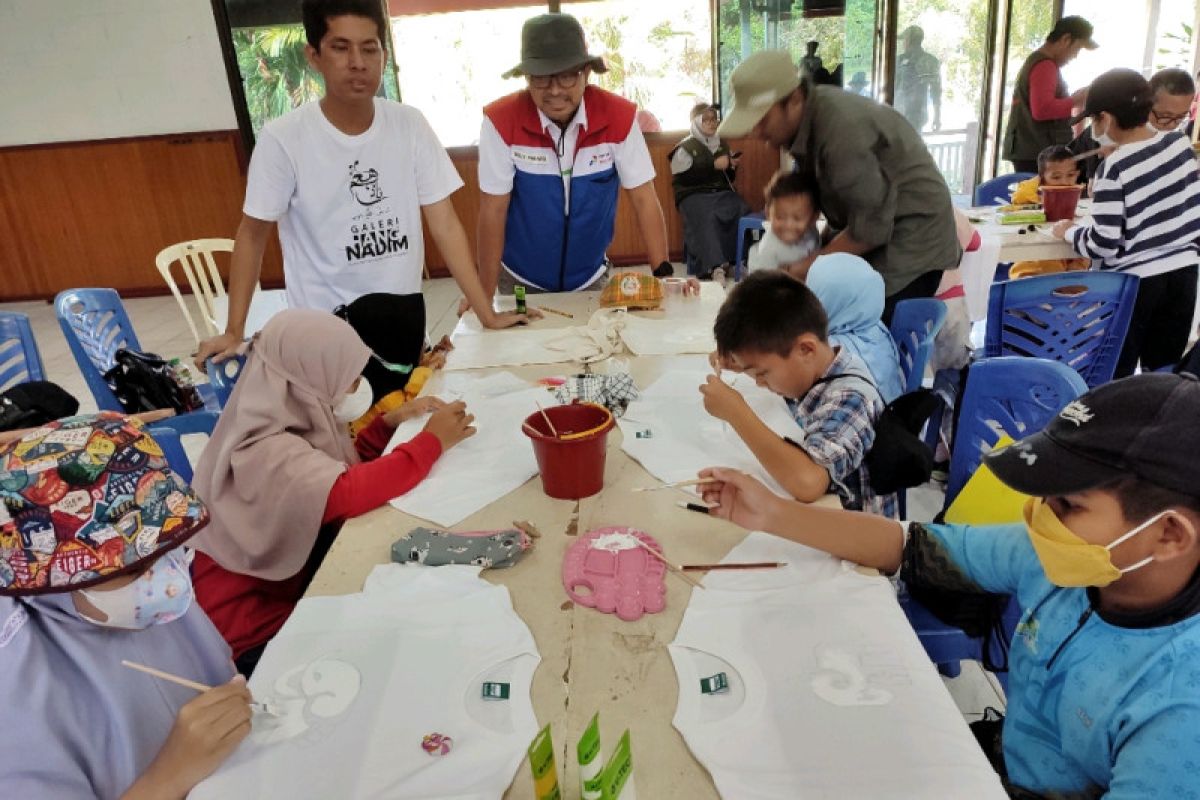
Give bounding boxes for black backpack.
[103,349,203,415]
[811,371,939,494]
[0,381,80,431]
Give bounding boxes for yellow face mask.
[1023,497,1164,588]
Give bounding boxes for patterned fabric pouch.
[390,526,532,569]
[553,373,639,417]
[599,272,663,310]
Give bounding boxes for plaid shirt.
[787,348,898,518]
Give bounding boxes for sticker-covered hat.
[0,412,208,595]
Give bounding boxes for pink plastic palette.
[562,526,667,621]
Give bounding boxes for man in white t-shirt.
[196,0,528,369]
[467,13,671,304]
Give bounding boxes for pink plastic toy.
[562,526,667,621]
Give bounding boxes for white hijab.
[690,107,721,153]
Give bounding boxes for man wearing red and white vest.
[471,13,671,300]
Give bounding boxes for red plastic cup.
[1041,185,1083,222]
[523,403,615,500]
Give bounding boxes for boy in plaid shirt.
[700,271,897,517]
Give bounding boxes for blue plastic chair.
[55,289,219,434]
[984,271,1139,389]
[732,213,766,280]
[973,172,1035,206]
[889,298,948,393]
[206,355,246,407]
[902,357,1088,688]
[0,312,46,392]
[146,425,192,484]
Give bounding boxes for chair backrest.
[147,425,192,484]
[973,172,1035,206]
[947,357,1088,504]
[889,298,948,394]
[206,354,246,407]
[0,312,45,392]
[54,289,142,412]
[153,238,236,345]
[984,271,1139,388]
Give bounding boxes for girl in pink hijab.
[191,310,474,674]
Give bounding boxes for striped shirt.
[1067,130,1200,278]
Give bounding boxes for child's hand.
[384,396,446,427]
[699,375,750,423]
[422,401,476,451]
[699,467,784,531]
[1051,219,1073,239]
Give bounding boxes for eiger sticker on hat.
[1057,401,1094,427]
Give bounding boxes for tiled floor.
[1,279,1005,719]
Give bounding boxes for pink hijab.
[193,309,370,581]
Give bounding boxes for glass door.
[890,0,992,201]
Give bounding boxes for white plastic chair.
[154,238,244,345]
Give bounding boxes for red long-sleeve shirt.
[194,417,442,659]
[1028,60,1074,122]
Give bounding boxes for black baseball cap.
[1070,68,1155,125]
[1049,15,1098,49]
[985,372,1200,498]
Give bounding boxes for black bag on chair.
[811,371,939,494]
[0,381,80,431]
[103,349,203,415]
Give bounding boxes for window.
[220,1,401,137]
[389,1,714,147]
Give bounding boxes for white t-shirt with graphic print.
[244,98,463,312]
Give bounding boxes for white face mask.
[78,549,194,630]
[1092,118,1117,149]
[333,378,373,424]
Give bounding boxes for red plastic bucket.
[523,403,615,500]
[1041,185,1082,222]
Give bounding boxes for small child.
[746,171,821,274]
[700,271,897,518]
[1008,145,1090,279]
[1053,68,1200,377]
[700,372,1200,797]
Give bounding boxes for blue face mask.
[78,549,194,629]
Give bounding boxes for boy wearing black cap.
[699,372,1200,797]
[1052,68,1200,377]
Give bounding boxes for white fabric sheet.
[193,564,540,800]
[668,533,1008,799]
[619,360,802,498]
[618,282,726,356]
[444,326,576,372]
[960,233,1003,322]
[385,372,544,526]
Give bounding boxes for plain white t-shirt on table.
[191,564,540,800]
[244,98,463,312]
[668,532,1007,799]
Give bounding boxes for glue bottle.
[578,712,603,800]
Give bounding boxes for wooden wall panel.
[0,131,283,302]
[0,128,777,298]
[422,132,780,277]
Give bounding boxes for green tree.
[235,27,324,135]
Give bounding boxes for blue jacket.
[907,522,1200,798]
[483,87,637,291]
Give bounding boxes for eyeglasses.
[1151,109,1190,127]
[528,68,586,90]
